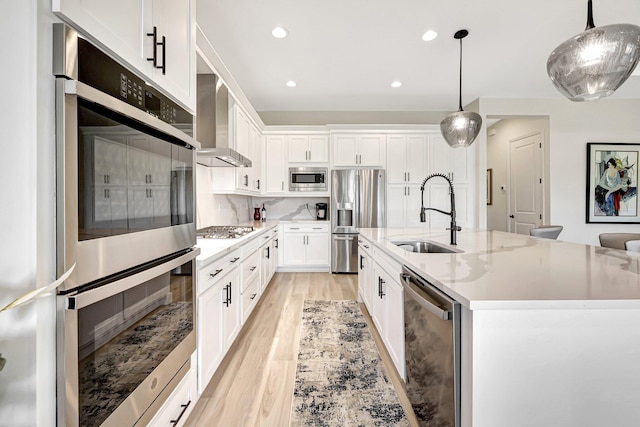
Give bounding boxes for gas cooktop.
[196,225,254,239]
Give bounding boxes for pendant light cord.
[458,37,463,111]
[586,0,595,30]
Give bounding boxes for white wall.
[478,98,640,246]
[0,1,58,426]
[487,118,550,232]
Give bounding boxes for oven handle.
[63,79,200,150]
[66,249,199,310]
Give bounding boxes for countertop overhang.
[358,228,640,310]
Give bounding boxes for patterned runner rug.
[290,300,409,426]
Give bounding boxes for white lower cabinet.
[146,355,197,427]
[369,251,405,379]
[357,239,373,311]
[260,228,278,290]
[281,223,329,268]
[197,250,241,392]
[241,274,260,324]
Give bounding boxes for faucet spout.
[419,173,461,245]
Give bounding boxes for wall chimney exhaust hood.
[196,74,252,167]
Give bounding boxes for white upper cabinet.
[386,134,427,184]
[429,133,474,183]
[264,135,288,194]
[288,135,329,163]
[331,134,385,167]
[53,0,196,111]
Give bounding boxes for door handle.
[509,215,515,218]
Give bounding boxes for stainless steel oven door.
[57,248,199,427]
[56,78,198,291]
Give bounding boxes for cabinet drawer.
[198,248,241,294]
[372,246,402,279]
[241,250,260,292]
[241,274,260,324]
[241,234,261,256]
[282,223,329,233]
[357,237,373,256]
[147,366,195,427]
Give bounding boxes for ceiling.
[196,0,640,113]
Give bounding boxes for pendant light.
[440,29,482,149]
[547,0,640,102]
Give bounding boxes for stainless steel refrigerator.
[331,169,385,273]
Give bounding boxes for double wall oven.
[54,24,200,427]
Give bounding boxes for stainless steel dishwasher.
[401,265,461,427]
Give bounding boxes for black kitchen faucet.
[420,173,461,245]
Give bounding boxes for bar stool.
[598,233,640,250]
[624,239,640,252]
[529,225,563,240]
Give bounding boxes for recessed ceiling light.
[421,30,438,42]
[286,81,297,87]
[391,81,403,88]
[272,27,288,39]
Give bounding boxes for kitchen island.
[358,228,640,427]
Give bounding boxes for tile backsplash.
[196,165,329,227]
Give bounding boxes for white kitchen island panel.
[471,308,640,427]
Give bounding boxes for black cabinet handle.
[230,257,240,263]
[170,401,191,426]
[146,26,158,67]
[380,278,385,297]
[250,293,257,300]
[223,284,229,307]
[159,35,166,75]
[210,268,223,278]
[360,255,364,270]
[249,266,257,271]
[147,27,166,75]
[228,282,232,304]
[275,239,278,249]
[509,215,515,218]
[266,246,270,259]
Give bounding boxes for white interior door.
[509,132,543,235]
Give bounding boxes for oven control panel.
[77,37,190,126]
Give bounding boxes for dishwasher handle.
[402,277,451,320]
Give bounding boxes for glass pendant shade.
[440,110,483,148]
[547,1,640,102]
[440,29,482,148]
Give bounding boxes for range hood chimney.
[196,74,252,167]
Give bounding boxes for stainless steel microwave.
[289,167,328,191]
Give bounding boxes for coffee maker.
[315,203,327,220]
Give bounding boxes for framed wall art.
[586,142,639,223]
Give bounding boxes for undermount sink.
[392,240,462,254]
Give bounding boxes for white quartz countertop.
[358,227,640,310]
[196,220,279,266]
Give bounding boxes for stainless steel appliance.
[316,203,327,220]
[54,24,199,427]
[401,265,461,427]
[331,169,385,273]
[289,167,328,191]
[54,24,199,291]
[196,74,252,167]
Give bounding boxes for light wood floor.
[184,272,418,427]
